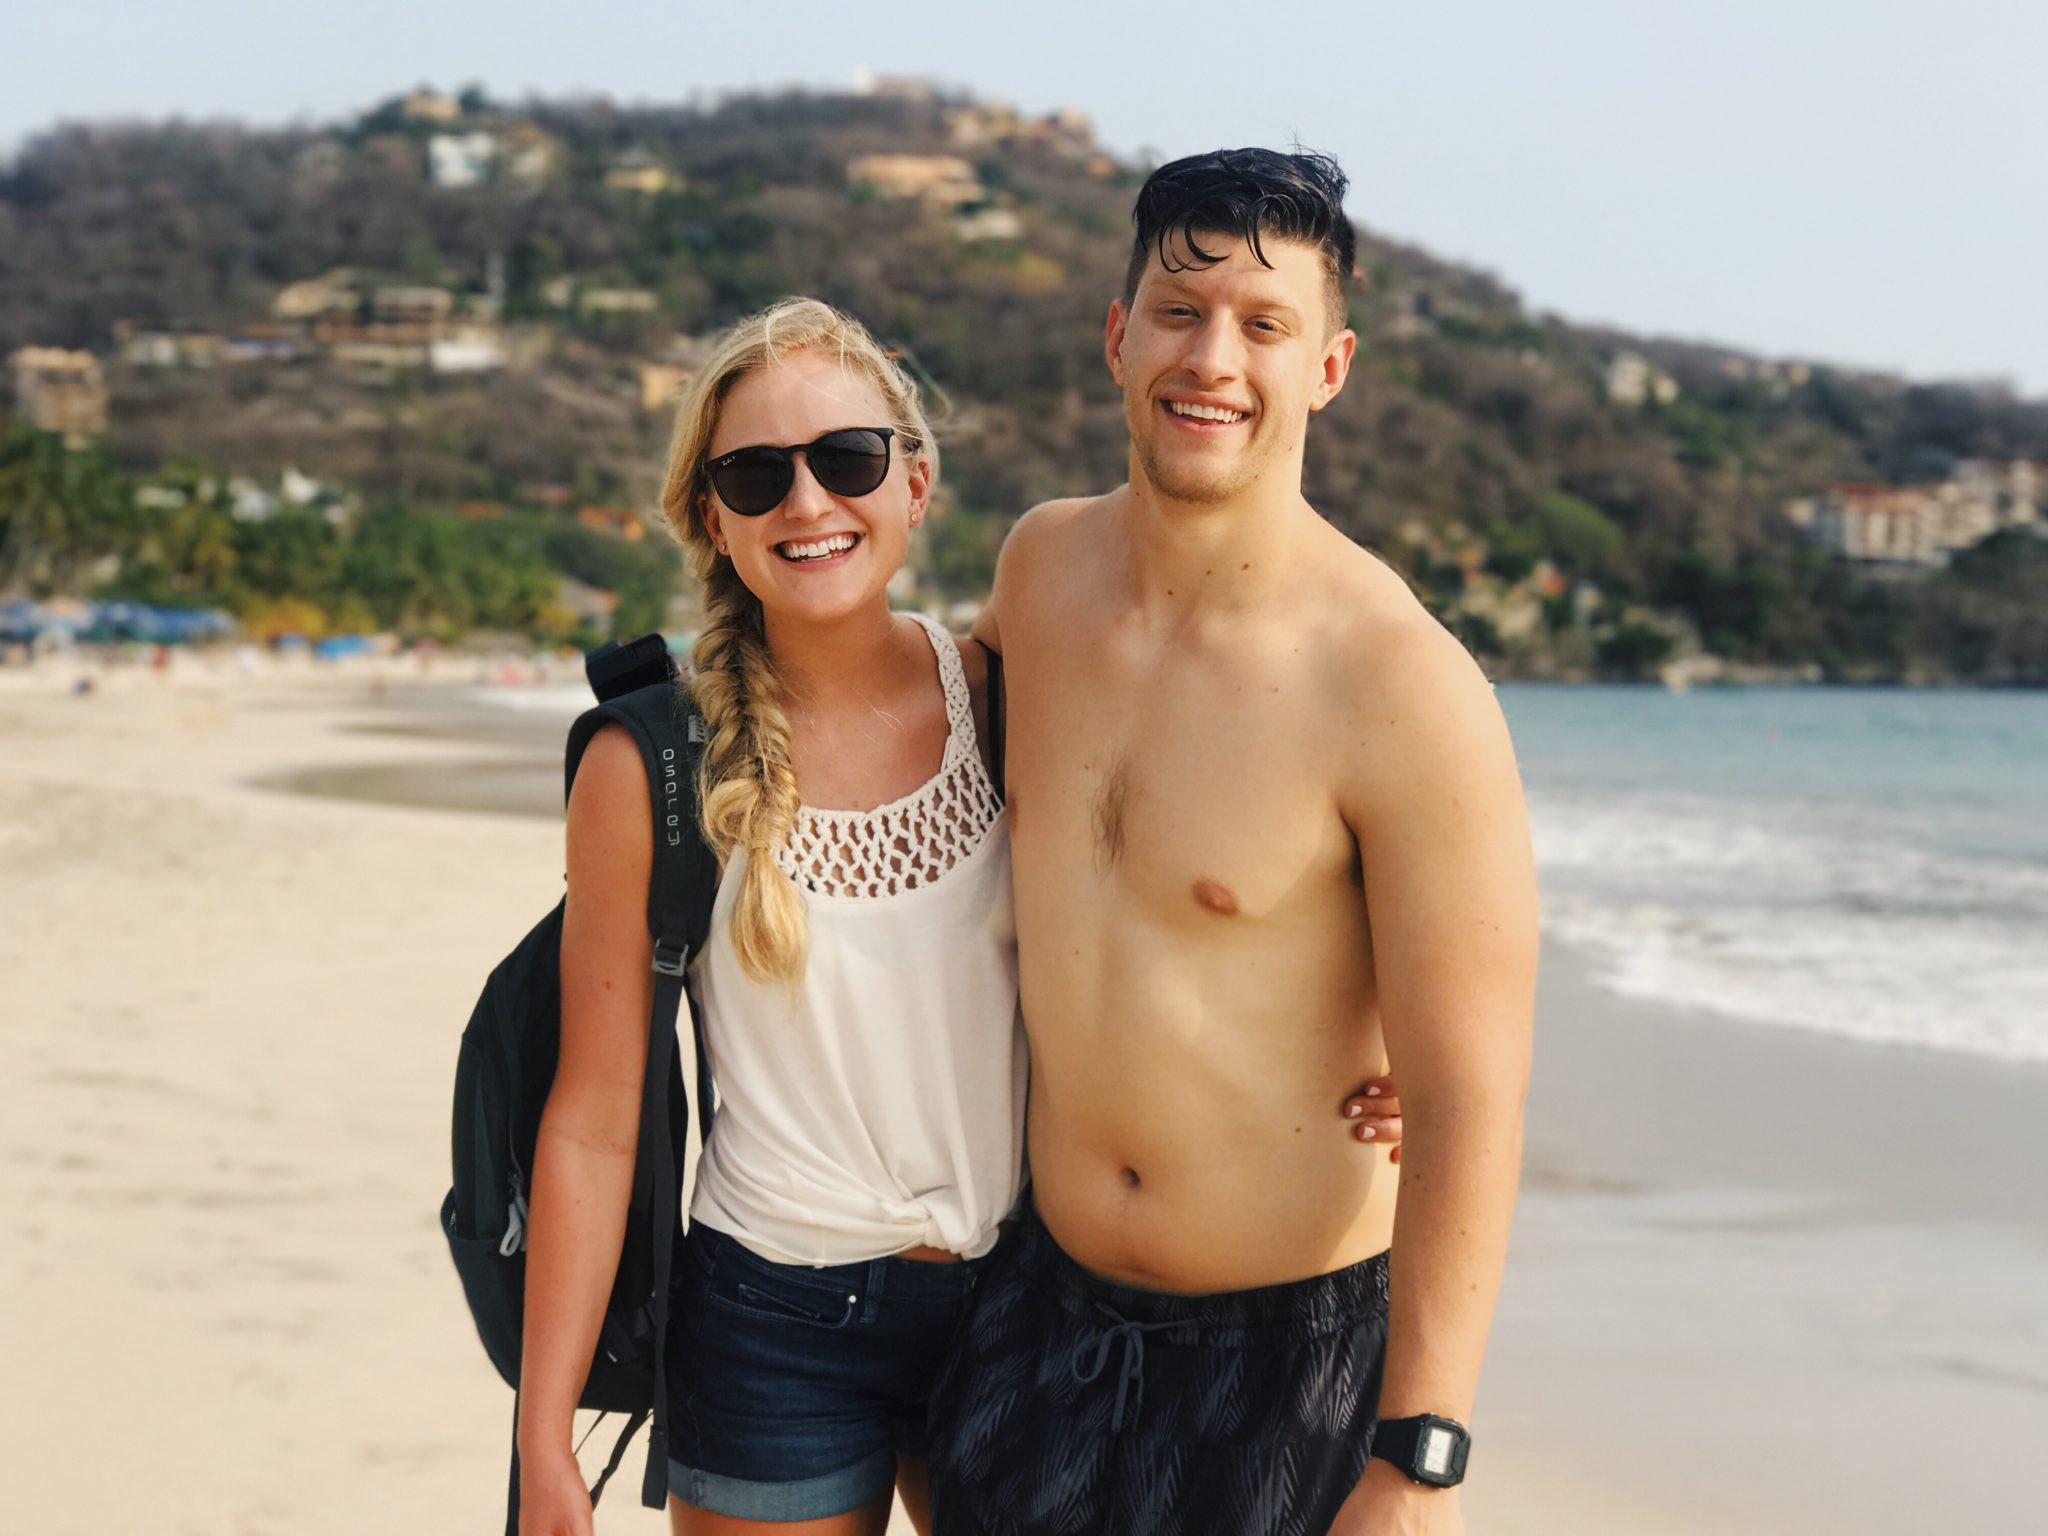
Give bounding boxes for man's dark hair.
[1123,147,1357,335]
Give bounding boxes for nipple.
[1192,879,1239,917]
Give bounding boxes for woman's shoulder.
[566,722,654,865]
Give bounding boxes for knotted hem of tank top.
[691,1163,999,1269]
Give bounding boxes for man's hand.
[1340,1076,1404,1163]
[1328,1456,1464,1536]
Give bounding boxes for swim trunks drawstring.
[1070,1305,1179,1433]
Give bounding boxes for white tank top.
[687,613,1026,1265]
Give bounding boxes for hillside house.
[402,91,462,123]
[576,505,647,542]
[429,132,499,188]
[272,271,359,321]
[8,347,108,440]
[847,154,983,210]
[638,361,692,414]
[580,288,658,315]
[372,287,455,328]
[955,206,1025,242]
[430,323,508,373]
[1951,459,2041,527]
[500,124,558,184]
[113,323,224,369]
[605,150,676,195]
[1792,461,2042,568]
[1606,351,1679,407]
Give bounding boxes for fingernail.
[1357,1125,1376,1140]
[1345,1103,1363,1118]
[1366,1086,1382,1097]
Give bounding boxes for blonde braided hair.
[657,298,938,986]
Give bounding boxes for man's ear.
[1104,299,1130,387]
[1309,328,1358,413]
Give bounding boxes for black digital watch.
[1370,1414,1471,1488]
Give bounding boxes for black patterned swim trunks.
[926,1203,1390,1536]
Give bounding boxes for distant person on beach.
[512,298,1400,1536]
[924,149,1537,1536]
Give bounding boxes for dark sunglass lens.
[807,430,891,498]
[711,451,792,516]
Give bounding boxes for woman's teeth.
[777,533,859,562]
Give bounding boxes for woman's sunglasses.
[705,427,896,517]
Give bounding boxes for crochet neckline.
[774,613,1003,900]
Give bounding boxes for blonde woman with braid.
[514,298,1402,1536]
[516,297,1013,1536]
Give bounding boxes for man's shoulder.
[1303,535,1499,734]
[1006,492,1112,558]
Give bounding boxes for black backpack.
[440,634,720,1533]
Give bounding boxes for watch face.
[1419,1425,1456,1479]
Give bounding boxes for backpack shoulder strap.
[563,677,718,961]
[975,638,1006,803]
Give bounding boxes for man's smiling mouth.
[1165,400,1249,424]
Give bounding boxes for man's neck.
[1118,461,1321,617]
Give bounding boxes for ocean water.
[1499,686,2048,1065]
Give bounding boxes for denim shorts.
[665,1222,987,1521]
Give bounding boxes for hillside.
[2,83,2044,679]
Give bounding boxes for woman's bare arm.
[516,725,667,1509]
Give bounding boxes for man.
[927,149,1537,1535]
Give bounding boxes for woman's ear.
[905,452,934,527]
[701,493,729,555]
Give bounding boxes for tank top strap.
[907,611,977,764]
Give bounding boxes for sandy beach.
[4,658,2045,1534]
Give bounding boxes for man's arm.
[1333,617,1538,1532]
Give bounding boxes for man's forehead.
[1138,229,1325,301]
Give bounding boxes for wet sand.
[4,659,2044,1534]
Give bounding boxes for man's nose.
[780,453,835,521]
[1179,316,1245,384]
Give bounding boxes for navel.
[1192,878,1240,916]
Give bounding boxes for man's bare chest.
[1004,622,1356,925]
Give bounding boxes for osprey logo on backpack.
[441,634,720,1535]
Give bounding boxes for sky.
[5,0,2044,394]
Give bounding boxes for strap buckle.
[651,941,690,977]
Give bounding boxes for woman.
[514,299,1401,1536]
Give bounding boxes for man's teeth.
[779,533,858,562]
[1168,401,1248,423]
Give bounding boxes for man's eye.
[1250,319,1282,334]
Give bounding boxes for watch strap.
[1370,1413,1470,1487]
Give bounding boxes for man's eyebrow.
[1149,276,1306,320]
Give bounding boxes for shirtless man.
[925,149,1537,1535]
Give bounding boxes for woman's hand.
[1340,1075,1403,1163]
[518,1444,595,1536]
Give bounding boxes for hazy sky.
[6,0,2043,393]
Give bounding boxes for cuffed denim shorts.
[665,1222,987,1521]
